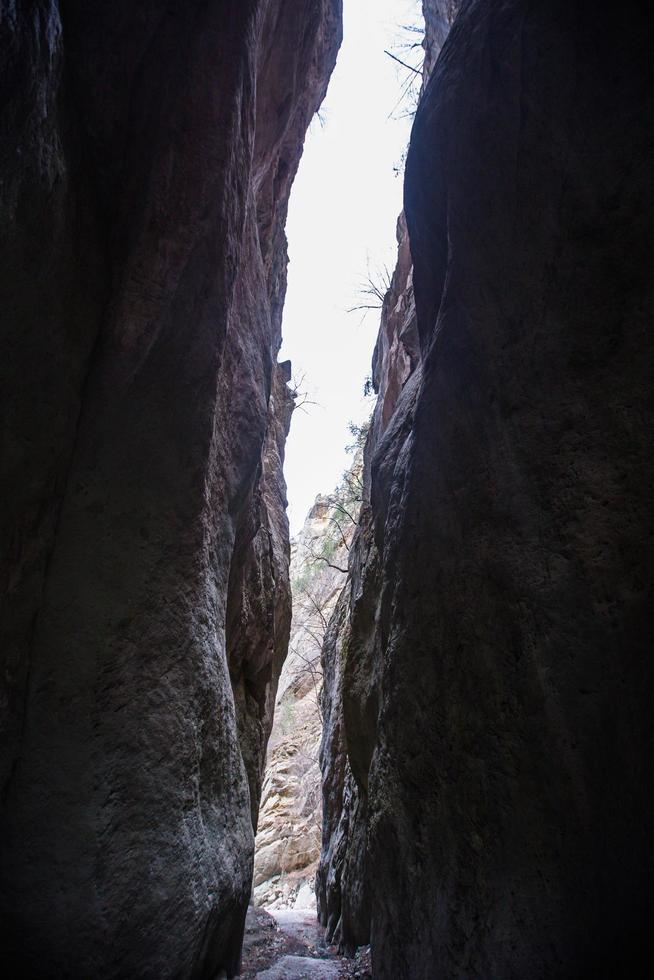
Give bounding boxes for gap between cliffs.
[243,2,457,975]
[1,1,653,978]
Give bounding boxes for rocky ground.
[240,906,371,979]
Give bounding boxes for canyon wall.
[0,2,341,977]
[317,0,460,955]
[319,1,654,977]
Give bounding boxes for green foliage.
[278,695,296,736]
[322,535,339,560]
[346,419,369,455]
[292,563,317,594]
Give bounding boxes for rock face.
[0,2,341,977]
[317,0,460,956]
[254,461,360,909]
[319,1,654,977]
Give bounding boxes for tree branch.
[309,554,349,574]
[384,49,423,76]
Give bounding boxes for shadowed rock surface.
[319,0,654,977]
[0,2,341,977]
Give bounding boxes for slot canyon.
[1,1,652,978]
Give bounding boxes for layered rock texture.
[254,460,361,909]
[0,2,341,977]
[319,1,654,977]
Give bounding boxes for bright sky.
[280,0,422,534]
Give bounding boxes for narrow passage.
[240,905,371,979]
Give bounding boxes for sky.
[280,0,422,535]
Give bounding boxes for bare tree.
[386,20,426,120]
[347,262,393,316]
[307,546,349,575]
[288,581,341,721]
[287,443,366,720]
[288,645,325,721]
[289,370,319,414]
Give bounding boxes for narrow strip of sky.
[280,0,422,535]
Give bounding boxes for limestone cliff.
[0,2,341,977]
[319,1,654,976]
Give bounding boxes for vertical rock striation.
[319,1,654,977]
[0,2,341,977]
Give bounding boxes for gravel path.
[239,906,371,980]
